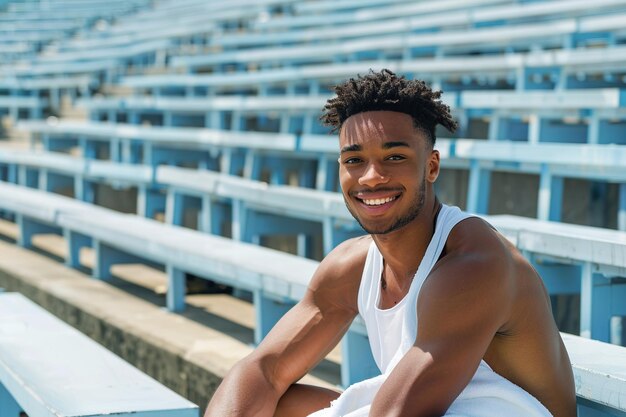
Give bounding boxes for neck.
[372,198,441,289]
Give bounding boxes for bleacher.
[1,0,626,416]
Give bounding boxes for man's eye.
[344,157,362,164]
[387,155,406,161]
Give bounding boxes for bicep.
[252,293,355,392]
[250,239,365,394]
[371,254,511,416]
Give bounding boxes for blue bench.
[562,333,626,416]
[0,96,46,120]
[1,141,623,342]
[121,42,626,94]
[75,89,626,147]
[254,0,509,31]
[212,0,626,50]
[0,181,625,411]
[0,292,198,417]
[10,121,626,231]
[171,12,626,70]
[0,75,98,110]
[78,94,330,131]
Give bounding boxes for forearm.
[204,359,282,417]
[369,350,447,417]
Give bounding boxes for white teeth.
[362,196,396,206]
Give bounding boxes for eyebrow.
[340,141,410,154]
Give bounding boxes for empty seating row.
[0,180,624,416]
[171,12,626,71]
[0,145,624,343]
[78,89,626,145]
[210,0,626,49]
[123,44,626,96]
[14,121,626,231]
[0,292,199,417]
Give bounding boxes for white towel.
[307,374,385,417]
[307,362,552,417]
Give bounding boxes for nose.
[358,161,389,188]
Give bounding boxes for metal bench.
[0,181,625,408]
[563,333,626,416]
[0,292,198,417]
[170,12,626,70]
[0,96,47,120]
[214,0,626,49]
[122,43,626,94]
[10,121,626,229]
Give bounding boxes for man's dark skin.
[205,111,577,416]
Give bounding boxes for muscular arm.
[370,231,513,417]
[204,238,367,417]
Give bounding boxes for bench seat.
[0,292,198,417]
[563,333,626,415]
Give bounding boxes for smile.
[362,196,397,206]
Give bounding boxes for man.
[205,69,576,416]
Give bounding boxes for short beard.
[345,174,426,235]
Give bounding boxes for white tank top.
[357,204,470,373]
[351,204,553,417]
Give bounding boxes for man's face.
[338,111,439,235]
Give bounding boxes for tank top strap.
[357,241,382,320]
[397,204,474,356]
[409,204,472,296]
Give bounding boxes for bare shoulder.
[428,216,516,290]
[418,217,517,332]
[305,235,372,315]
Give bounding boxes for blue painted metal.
[0,293,199,417]
[138,187,165,219]
[18,166,38,189]
[64,229,92,268]
[532,261,581,294]
[93,240,144,280]
[74,177,96,203]
[538,164,563,221]
[466,159,491,214]
[165,190,185,225]
[198,198,229,235]
[41,171,73,193]
[167,265,186,312]
[0,382,22,417]
[340,328,379,389]
[17,215,60,248]
[253,290,294,345]
[578,400,626,417]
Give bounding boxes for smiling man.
[205,70,576,417]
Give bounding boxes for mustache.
[349,187,403,197]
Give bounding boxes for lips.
[361,195,397,206]
[352,190,402,214]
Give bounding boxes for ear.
[426,149,440,183]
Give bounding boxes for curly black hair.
[321,69,457,147]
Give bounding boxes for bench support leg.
[93,241,142,281]
[64,230,92,268]
[17,216,59,248]
[537,165,563,221]
[139,187,166,220]
[167,265,186,312]
[166,191,185,225]
[74,177,95,203]
[0,383,22,417]
[466,159,491,214]
[581,264,613,342]
[619,183,626,232]
[254,291,293,345]
[341,329,379,388]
